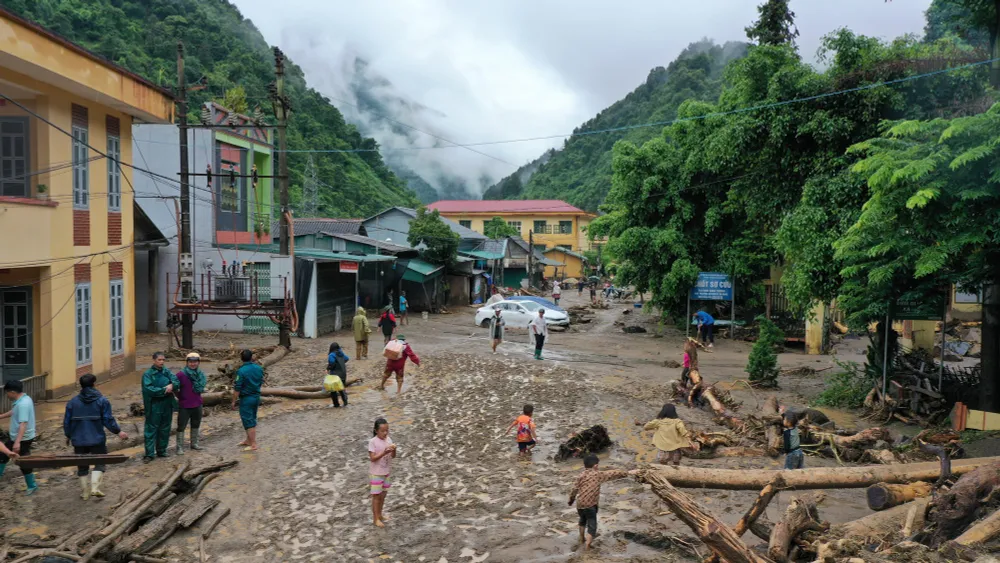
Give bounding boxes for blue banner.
[690,272,733,301]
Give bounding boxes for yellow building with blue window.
[0,8,174,397]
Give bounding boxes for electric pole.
[272,47,292,347]
[528,230,534,289]
[303,154,318,216]
[274,47,290,256]
[177,42,194,349]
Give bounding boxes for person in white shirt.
[531,309,548,360]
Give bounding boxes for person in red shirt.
[505,404,538,457]
[379,335,420,394]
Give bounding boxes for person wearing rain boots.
[0,380,38,494]
[141,352,179,463]
[175,352,207,455]
[63,374,129,499]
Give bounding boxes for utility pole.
[272,47,292,348]
[177,42,194,349]
[274,48,290,256]
[528,230,534,289]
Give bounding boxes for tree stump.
[865,481,932,511]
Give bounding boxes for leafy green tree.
[407,207,459,266]
[218,85,248,115]
[745,0,799,47]
[836,105,1000,409]
[747,316,784,387]
[482,216,518,239]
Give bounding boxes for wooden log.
[261,345,288,367]
[14,453,129,470]
[926,462,1000,547]
[200,382,363,406]
[638,469,771,563]
[865,482,933,511]
[108,475,219,560]
[917,441,951,487]
[647,456,1000,490]
[182,460,239,482]
[178,497,220,528]
[144,492,177,519]
[763,397,781,456]
[79,462,190,563]
[736,478,783,537]
[768,495,824,562]
[831,497,931,542]
[693,446,768,459]
[201,506,231,540]
[954,507,1000,546]
[750,520,773,543]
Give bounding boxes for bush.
[811,370,873,409]
[746,316,784,387]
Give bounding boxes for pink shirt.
[368,436,394,475]
[683,352,691,368]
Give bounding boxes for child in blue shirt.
[327,342,350,408]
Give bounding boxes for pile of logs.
[637,456,1000,562]
[862,352,952,428]
[3,460,236,563]
[566,306,596,324]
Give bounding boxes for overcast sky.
[233,0,933,193]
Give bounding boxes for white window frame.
[72,126,89,209]
[110,280,124,355]
[507,221,522,234]
[107,135,121,211]
[75,283,92,365]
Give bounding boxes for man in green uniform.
[142,352,179,463]
[231,349,264,451]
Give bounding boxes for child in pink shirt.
[368,417,396,527]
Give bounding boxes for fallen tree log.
[832,497,930,542]
[954,507,1000,546]
[866,481,933,511]
[763,397,781,456]
[200,381,363,407]
[736,478,783,538]
[692,446,768,459]
[79,462,190,563]
[925,462,1000,547]
[768,495,824,562]
[261,345,289,367]
[639,469,771,563]
[648,456,1000,490]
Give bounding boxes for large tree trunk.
[639,469,771,563]
[768,495,823,562]
[831,497,931,542]
[646,456,1000,490]
[954,507,1000,546]
[865,481,932,511]
[763,397,781,456]
[926,462,1000,546]
[982,278,1000,412]
[200,382,363,406]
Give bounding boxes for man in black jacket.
[64,374,128,500]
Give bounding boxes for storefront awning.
[402,258,444,283]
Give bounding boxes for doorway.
[0,287,32,383]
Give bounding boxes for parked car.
[475,300,570,328]
[508,295,566,312]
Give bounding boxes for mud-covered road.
[0,291,876,562]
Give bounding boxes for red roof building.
[426,200,597,251]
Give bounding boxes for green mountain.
[486,40,748,211]
[2,0,420,218]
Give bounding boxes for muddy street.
[0,292,875,562]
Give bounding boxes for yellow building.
[543,247,589,279]
[427,200,599,251]
[0,8,174,397]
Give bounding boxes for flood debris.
[5,460,237,563]
[555,425,612,461]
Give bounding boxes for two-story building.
[0,8,174,397]
[427,199,597,251]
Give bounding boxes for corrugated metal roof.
[274,218,364,237]
[428,200,587,214]
[392,207,488,240]
[214,244,394,263]
[461,249,506,260]
[545,246,589,261]
[403,258,445,282]
[321,232,413,253]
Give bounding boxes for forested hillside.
[485,40,748,211]
[1,0,419,218]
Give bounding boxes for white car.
[475,299,570,328]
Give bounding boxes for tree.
[407,207,459,266]
[218,85,248,115]
[745,0,799,47]
[482,216,518,239]
[747,316,784,387]
[837,105,1000,409]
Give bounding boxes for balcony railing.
[0,372,49,410]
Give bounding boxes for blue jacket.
[327,350,350,377]
[694,311,715,325]
[63,387,122,447]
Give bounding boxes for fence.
[0,372,49,412]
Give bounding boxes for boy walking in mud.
[568,454,638,550]
[505,404,537,456]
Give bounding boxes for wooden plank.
[16,454,128,470]
[179,497,220,528]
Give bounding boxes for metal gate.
[243,263,279,335]
[1,287,32,383]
